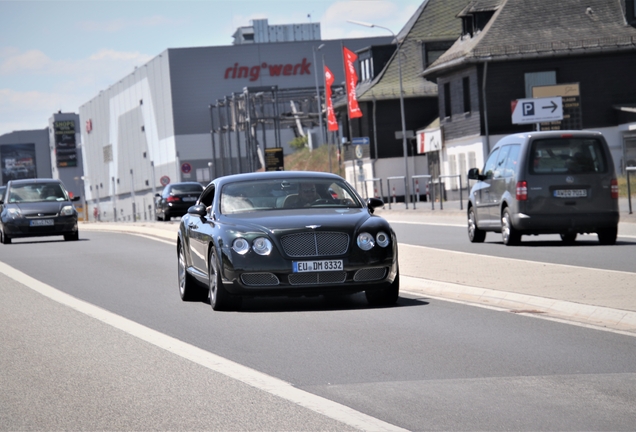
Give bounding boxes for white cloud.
[321,0,420,39]
[0,50,52,74]
[0,48,153,135]
[78,15,186,33]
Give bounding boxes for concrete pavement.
[79,200,636,334]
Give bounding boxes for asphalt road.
[2,228,636,430]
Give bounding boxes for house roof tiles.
[424,0,636,78]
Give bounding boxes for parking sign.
[511,97,563,124]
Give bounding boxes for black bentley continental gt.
[177,171,399,311]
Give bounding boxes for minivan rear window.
[530,138,607,174]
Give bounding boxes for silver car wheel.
[501,209,520,246]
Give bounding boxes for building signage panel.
[416,128,442,154]
[224,58,312,82]
[532,83,582,130]
[265,147,284,171]
[53,120,76,149]
[511,97,563,124]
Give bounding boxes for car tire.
[208,248,242,311]
[64,232,79,241]
[560,233,577,244]
[467,207,486,243]
[501,208,521,246]
[1,231,11,244]
[597,227,617,245]
[178,242,201,301]
[365,268,400,306]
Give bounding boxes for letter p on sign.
[522,102,535,116]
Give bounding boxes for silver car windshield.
[220,178,362,214]
[8,183,67,203]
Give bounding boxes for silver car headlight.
[376,231,390,248]
[61,205,75,216]
[252,237,273,256]
[357,232,375,250]
[232,238,250,255]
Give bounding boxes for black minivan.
[467,131,619,245]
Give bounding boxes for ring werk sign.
[224,58,312,82]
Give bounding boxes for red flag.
[343,47,362,119]
[324,65,339,131]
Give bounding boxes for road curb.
[401,276,636,334]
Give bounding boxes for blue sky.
[0,0,422,136]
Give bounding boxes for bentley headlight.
[357,232,375,250]
[376,231,390,248]
[252,237,273,256]
[61,205,75,216]
[232,238,250,255]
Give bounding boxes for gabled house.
[337,0,470,199]
[422,0,636,190]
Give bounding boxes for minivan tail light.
[516,181,528,201]
[611,178,619,199]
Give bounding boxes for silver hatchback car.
[467,131,619,245]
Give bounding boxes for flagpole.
[321,53,332,173]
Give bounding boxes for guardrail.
[627,167,636,214]
[411,175,433,210]
[365,178,385,207]
[386,176,408,210]
[437,174,463,211]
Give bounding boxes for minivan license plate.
[554,189,587,198]
[293,260,343,273]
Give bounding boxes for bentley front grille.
[353,267,387,282]
[281,232,349,257]
[241,273,280,286]
[288,271,347,285]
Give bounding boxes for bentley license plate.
[554,189,587,198]
[30,219,54,226]
[293,260,343,273]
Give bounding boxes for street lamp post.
[312,44,326,150]
[347,20,410,208]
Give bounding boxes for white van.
[467,131,619,245]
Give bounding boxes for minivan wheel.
[467,207,486,243]
[597,227,617,245]
[501,208,521,246]
[560,233,577,244]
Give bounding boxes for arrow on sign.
[542,101,558,113]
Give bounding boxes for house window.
[462,77,471,113]
[422,41,454,69]
[525,71,556,98]
[444,83,451,118]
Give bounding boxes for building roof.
[356,0,470,102]
[423,0,636,78]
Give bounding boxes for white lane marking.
[388,220,465,228]
[387,219,636,239]
[0,261,406,432]
[399,243,636,276]
[400,285,636,338]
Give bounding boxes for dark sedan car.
[155,182,204,221]
[0,178,80,244]
[177,171,399,311]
